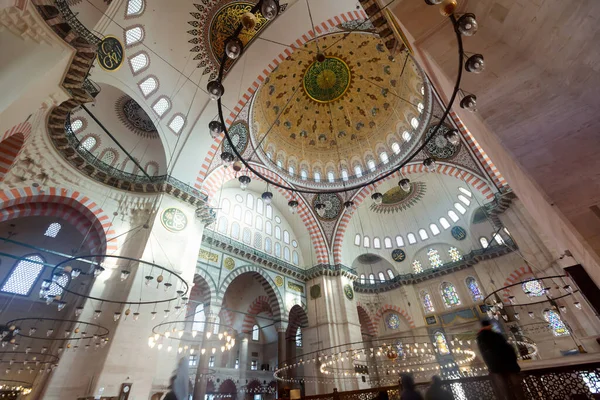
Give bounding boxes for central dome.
[250,32,430,188]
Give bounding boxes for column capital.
[275,321,288,333]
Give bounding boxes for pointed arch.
[189,273,217,316]
[286,304,308,340]
[357,302,376,338]
[502,265,534,301]
[242,295,273,333]
[372,304,416,333]
[216,265,285,323]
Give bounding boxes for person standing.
[400,374,424,400]
[425,376,453,400]
[476,320,525,400]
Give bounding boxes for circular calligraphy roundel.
[161,208,188,233]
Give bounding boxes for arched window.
[265,221,272,235]
[221,198,231,214]
[275,226,281,240]
[242,227,251,244]
[493,233,505,245]
[428,248,443,268]
[125,26,144,46]
[253,232,262,249]
[266,205,273,219]
[283,231,290,244]
[466,277,483,301]
[417,102,424,113]
[314,171,321,182]
[139,76,158,97]
[255,216,262,231]
[277,160,283,168]
[479,237,489,249]
[378,272,386,282]
[168,114,186,134]
[341,169,349,181]
[407,233,417,244]
[44,223,61,238]
[292,251,299,266]
[100,150,117,166]
[231,223,240,240]
[213,317,220,334]
[300,169,308,180]
[419,229,429,240]
[252,324,259,341]
[70,118,84,133]
[367,159,376,171]
[379,152,389,164]
[1,255,44,296]
[265,237,272,253]
[246,194,254,209]
[79,136,97,152]
[256,198,264,214]
[439,217,450,229]
[458,195,471,206]
[543,310,569,337]
[192,304,205,332]
[410,117,419,129]
[391,142,400,154]
[373,237,381,249]
[434,331,450,355]
[283,247,291,262]
[454,203,467,214]
[288,166,295,175]
[384,237,393,249]
[327,171,335,182]
[412,260,423,274]
[441,282,461,307]
[360,274,366,284]
[448,210,459,222]
[395,235,404,247]
[459,187,472,197]
[126,0,144,16]
[421,290,435,313]
[152,96,171,117]
[522,280,545,297]
[233,205,242,220]
[275,242,281,257]
[295,327,302,347]
[369,274,375,284]
[217,217,228,234]
[354,165,362,177]
[430,223,440,236]
[244,210,252,225]
[363,236,370,248]
[402,131,412,142]
[387,269,394,279]
[354,234,361,246]
[129,52,148,74]
[449,247,462,262]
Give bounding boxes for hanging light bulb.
[225,37,244,59]
[221,346,225,352]
[399,178,411,193]
[528,311,535,319]
[28,327,36,336]
[574,302,582,310]
[93,265,105,278]
[371,192,383,205]
[238,175,251,191]
[41,280,52,290]
[131,312,139,321]
[457,13,478,36]
[465,54,485,73]
[559,306,567,313]
[212,348,216,354]
[113,312,121,322]
[261,0,280,20]
[163,310,170,319]
[444,129,460,145]
[423,158,436,172]
[57,301,67,311]
[64,330,71,338]
[460,94,477,111]
[45,295,55,305]
[207,80,224,101]
[208,121,223,139]
[151,311,158,320]
[262,191,273,204]
[167,345,172,353]
[73,306,83,317]
[46,329,54,337]
[514,312,520,320]
[288,200,299,214]
[192,330,198,338]
[71,268,81,279]
[343,200,354,213]
[178,330,184,339]
[206,331,212,339]
[190,348,195,355]
[94,310,102,319]
[145,275,154,286]
[221,151,235,166]
[120,270,131,281]
[315,202,326,217]
[201,348,206,355]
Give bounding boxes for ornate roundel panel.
[303,56,352,103]
[116,96,159,139]
[275,276,284,287]
[391,249,406,262]
[161,208,188,232]
[312,193,342,221]
[451,226,467,241]
[223,257,235,270]
[343,284,354,301]
[424,124,460,160]
[222,121,249,155]
[385,313,401,330]
[310,284,321,299]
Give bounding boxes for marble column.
[193,314,217,400]
[276,324,287,398]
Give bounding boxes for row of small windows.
[479,234,505,249]
[411,247,463,273]
[360,269,396,284]
[418,278,484,315]
[353,188,472,249]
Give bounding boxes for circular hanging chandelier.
[0,380,33,396]
[149,320,236,355]
[208,0,483,205]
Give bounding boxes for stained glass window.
[44,223,61,238]
[466,277,483,302]
[544,310,569,337]
[441,282,461,307]
[1,255,44,295]
[421,291,435,313]
[412,260,423,274]
[428,248,443,268]
[434,331,450,355]
[449,247,462,262]
[394,340,405,357]
[385,313,400,330]
[522,280,545,297]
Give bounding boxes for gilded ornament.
[275,275,284,287]
[343,284,354,301]
[157,275,164,283]
[310,284,321,299]
[223,257,235,271]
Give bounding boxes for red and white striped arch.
[372,304,416,333]
[501,265,534,301]
[286,304,309,340]
[202,165,329,264]
[194,9,368,187]
[242,295,273,334]
[0,187,118,254]
[332,162,496,264]
[357,302,377,337]
[0,121,32,182]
